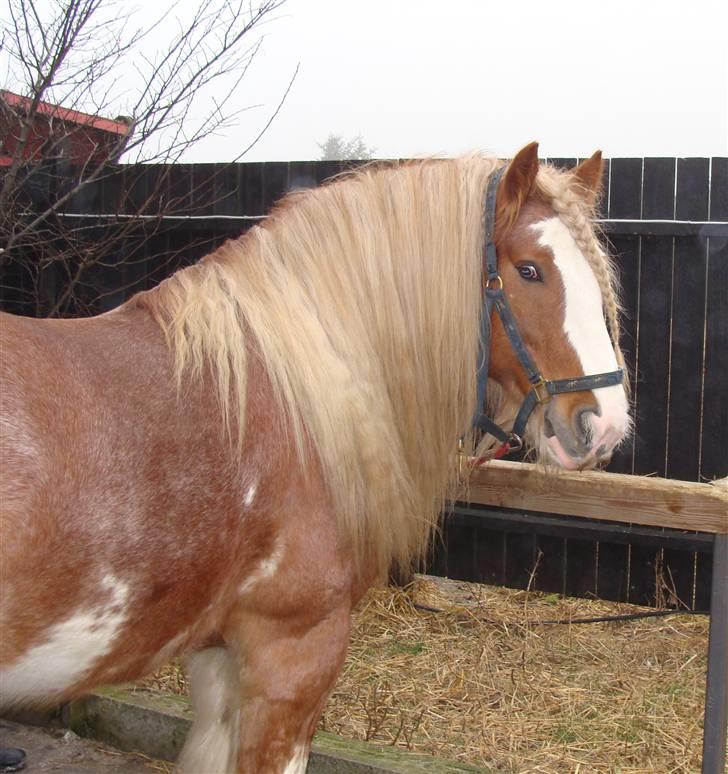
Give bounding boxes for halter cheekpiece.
[471,166,624,458]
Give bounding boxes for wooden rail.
[460,460,728,534]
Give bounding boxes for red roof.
[1,90,132,136]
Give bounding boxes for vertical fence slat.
[533,535,567,594]
[642,158,676,219]
[168,163,193,213]
[596,158,611,220]
[99,166,122,214]
[190,163,217,217]
[239,162,265,217]
[701,237,728,482]
[710,158,728,221]
[631,235,673,476]
[212,163,241,218]
[608,158,643,219]
[564,538,598,598]
[314,160,345,185]
[445,524,478,581]
[676,158,710,221]
[121,164,150,215]
[596,542,630,602]
[662,548,700,609]
[608,234,639,474]
[504,532,537,590]
[262,161,289,213]
[627,545,658,606]
[473,529,507,586]
[666,159,710,481]
[665,236,706,481]
[427,525,448,579]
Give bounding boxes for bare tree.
[0,0,293,316]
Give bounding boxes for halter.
[471,166,624,458]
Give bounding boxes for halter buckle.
[484,274,503,291]
[532,377,551,405]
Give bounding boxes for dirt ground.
[0,719,163,773]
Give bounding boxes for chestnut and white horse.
[0,143,630,772]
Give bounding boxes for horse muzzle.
[543,400,628,471]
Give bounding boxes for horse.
[0,142,630,773]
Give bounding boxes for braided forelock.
[536,167,630,393]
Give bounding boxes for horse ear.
[497,141,540,233]
[573,151,604,205]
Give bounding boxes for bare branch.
[0,0,292,315]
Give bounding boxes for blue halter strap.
[472,166,624,454]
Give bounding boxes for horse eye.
[517,264,541,281]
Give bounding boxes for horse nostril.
[576,409,597,448]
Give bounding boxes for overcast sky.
[187,0,728,162]
[4,0,727,161]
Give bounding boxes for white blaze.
[532,217,629,438]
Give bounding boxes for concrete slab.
[67,686,487,773]
[5,687,488,773]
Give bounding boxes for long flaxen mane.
[139,155,624,575]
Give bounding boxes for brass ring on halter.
[484,275,503,291]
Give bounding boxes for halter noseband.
[471,166,624,457]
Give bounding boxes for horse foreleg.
[177,605,350,774]
[235,604,351,774]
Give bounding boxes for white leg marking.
[283,745,309,774]
[0,575,129,705]
[238,539,285,597]
[532,217,630,439]
[178,647,241,774]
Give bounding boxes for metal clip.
[532,377,551,405]
[507,433,523,453]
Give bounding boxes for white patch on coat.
[0,574,129,705]
[243,481,258,508]
[532,217,630,440]
[282,745,309,774]
[238,540,285,597]
[178,647,240,774]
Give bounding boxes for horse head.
[486,142,630,470]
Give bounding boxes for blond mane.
[140,155,623,575]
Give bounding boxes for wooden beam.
[457,460,728,534]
